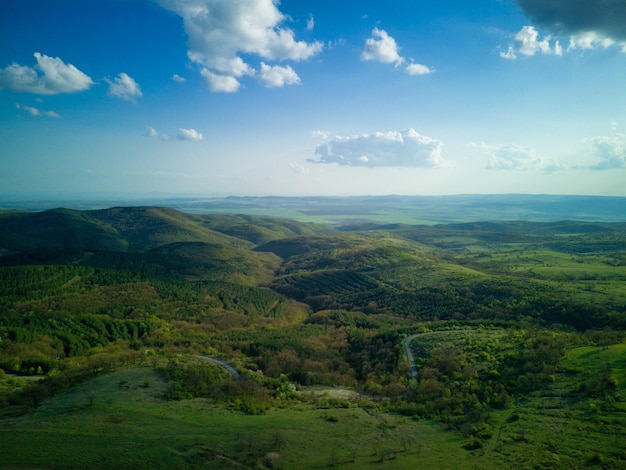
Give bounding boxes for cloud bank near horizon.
[310,128,447,168]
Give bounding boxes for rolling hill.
[1,206,625,469]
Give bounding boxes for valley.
[0,202,624,468]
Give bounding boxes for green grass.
[456,248,626,308]
[0,365,512,469]
[5,340,626,469]
[404,333,626,469]
[489,342,626,468]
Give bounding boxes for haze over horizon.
[2,0,626,198]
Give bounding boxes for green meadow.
[2,337,625,469]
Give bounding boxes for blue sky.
[1,0,626,198]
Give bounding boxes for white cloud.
[555,41,564,55]
[290,162,310,174]
[306,14,315,32]
[501,25,626,59]
[106,73,142,102]
[172,73,186,83]
[258,62,301,88]
[157,0,322,92]
[178,128,203,141]
[585,133,626,169]
[310,128,448,168]
[517,26,559,56]
[501,26,562,59]
[146,126,160,137]
[361,28,404,66]
[0,52,93,95]
[567,31,622,51]
[326,38,346,50]
[312,129,330,140]
[500,47,517,60]
[362,28,433,76]
[144,126,171,139]
[200,68,241,92]
[405,62,433,75]
[16,103,60,118]
[470,142,557,170]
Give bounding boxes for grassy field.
[458,248,626,308]
[0,365,510,469]
[492,342,626,468]
[407,331,626,469]
[2,338,625,469]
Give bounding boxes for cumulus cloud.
[500,26,562,59]
[362,28,404,66]
[567,31,620,51]
[172,74,186,83]
[0,52,93,95]
[306,14,315,32]
[157,0,322,92]
[405,62,434,75]
[16,103,60,118]
[470,142,557,170]
[106,73,142,102]
[200,68,241,93]
[258,62,301,88]
[309,128,447,168]
[585,133,626,169]
[362,28,433,75]
[178,128,203,141]
[516,0,626,41]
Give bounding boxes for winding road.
[404,330,468,381]
[195,355,241,380]
[199,331,465,383]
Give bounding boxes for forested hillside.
[0,207,624,468]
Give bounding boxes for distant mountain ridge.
[0,207,334,284]
[0,206,333,254]
[2,194,624,223]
